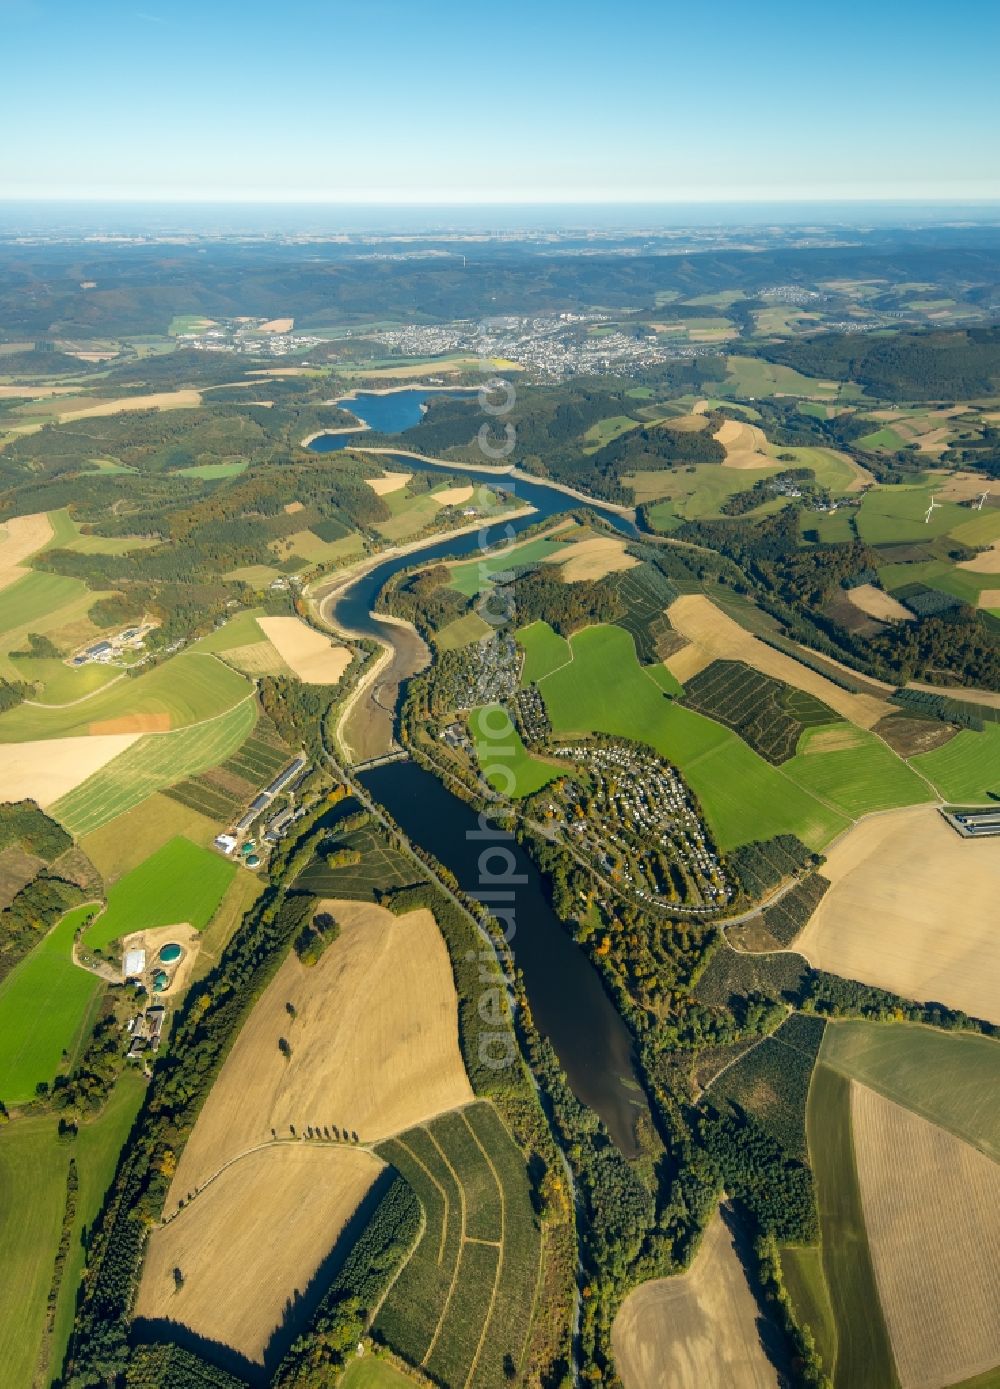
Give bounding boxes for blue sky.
[2,0,998,202]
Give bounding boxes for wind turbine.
[924,494,942,524]
[974,490,991,511]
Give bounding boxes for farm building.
[943,808,1000,838]
[264,755,308,798]
[123,948,146,979]
[214,833,238,855]
[235,795,270,834]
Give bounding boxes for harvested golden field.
[366,470,411,495]
[432,484,474,506]
[801,724,868,754]
[852,1082,1000,1389]
[663,643,715,683]
[0,511,53,590]
[937,470,998,502]
[246,366,316,377]
[797,806,1000,1025]
[57,389,202,421]
[256,615,352,684]
[89,712,171,735]
[136,1145,382,1366]
[257,317,294,333]
[959,540,1000,574]
[166,899,473,1206]
[847,583,914,622]
[665,595,895,728]
[714,418,773,469]
[547,535,639,582]
[0,384,82,399]
[979,588,1000,610]
[611,1210,780,1389]
[663,412,710,432]
[0,732,139,806]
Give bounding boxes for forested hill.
[751,326,1000,401]
[3,239,1000,338]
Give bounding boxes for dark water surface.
[309,405,648,1150]
[362,760,648,1155]
[309,386,474,448]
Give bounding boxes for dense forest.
[753,326,1000,400]
[2,237,1000,337]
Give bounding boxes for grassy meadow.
[0,903,103,1104]
[783,726,935,817]
[51,696,258,836]
[517,619,570,684]
[856,484,968,545]
[911,724,1000,802]
[807,1064,900,1389]
[471,704,560,797]
[537,624,846,849]
[0,651,251,742]
[447,535,567,597]
[820,1020,1000,1162]
[0,1072,146,1388]
[85,836,236,950]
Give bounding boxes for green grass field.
[911,724,1000,802]
[0,572,106,686]
[0,651,251,743]
[783,726,935,817]
[856,485,968,545]
[772,446,863,495]
[177,459,248,480]
[447,536,567,597]
[538,625,847,849]
[0,571,91,642]
[807,1064,900,1389]
[723,356,841,399]
[858,426,908,452]
[800,508,857,544]
[820,1020,1000,1162]
[632,463,785,523]
[0,903,103,1104]
[42,508,159,556]
[581,415,639,452]
[80,793,218,883]
[168,313,215,335]
[340,1359,421,1388]
[6,657,121,706]
[516,620,570,685]
[878,556,991,608]
[190,609,267,654]
[85,836,236,950]
[949,508,1000,548]
[0,1072,145,1389]
[471,704,560,798]
[0,1113,72,1388]
[51,696,258,836]
[633,446,860,520]
[780,1244,839,1377]
[374,489,447,542]
[435,611,493,651]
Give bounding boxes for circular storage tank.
[159,943,182,964]
[152,970,169,993]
